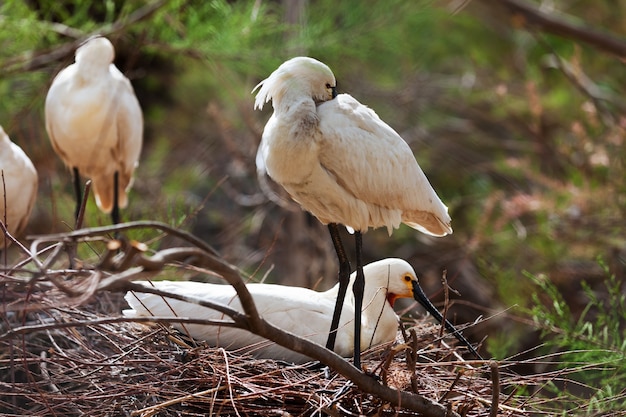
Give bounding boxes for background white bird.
[0,125,38,248]
[45,36,143,225]
[254,57,453,367]
[124,258,478,363]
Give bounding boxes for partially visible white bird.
[124,258,478,363]
[253,57,453,367]
[45,36,143,224]
[0,125,38,248]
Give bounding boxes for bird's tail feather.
[91,175,129,213]
[403,211,452,237]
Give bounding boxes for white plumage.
[254,56,451,236]
[45,36,142,221]
[253,57,453,367]
[0,125,38,248]
[124,258,419,364]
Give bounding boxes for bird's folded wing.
[316,94,448,216]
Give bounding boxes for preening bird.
[0,125,38,248]
[45,36,143,225]
[124,258,478,363]
[254,57,454,367]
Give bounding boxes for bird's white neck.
[75,60,111,81]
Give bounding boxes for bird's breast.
[262,120,320,186]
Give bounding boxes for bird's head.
[75,36,115,67]
[363,258,421,307]
[367,259,483,359]
[253,56,337,111]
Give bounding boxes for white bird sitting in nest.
[0,125,38,248]
[123,258,480,363]
[45,36,143,225]
[253,56,452,367]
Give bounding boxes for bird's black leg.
[68,167,83,268]
[111,171,120,225]
[72,167,82,222]
[352,231,365,369]
[325,223,352,353]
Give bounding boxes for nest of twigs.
[1,222,553,416]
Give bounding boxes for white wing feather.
[124,259,418,363]
[124,281,340,363]
[315,94,451,235]
[0,127,38,246]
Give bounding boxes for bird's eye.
[404,275,412,282]
[325,83,332,89]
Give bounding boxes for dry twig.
[1,222,563,416]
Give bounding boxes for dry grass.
[1,306,497,416]
[0,224,579,416]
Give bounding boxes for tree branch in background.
[493,0,626,58]
[0,0,168,75]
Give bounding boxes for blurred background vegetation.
[1,0,625,412]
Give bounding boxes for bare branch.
[0,0,169,75]
[0,316,242,341]
[118,245,460,416]
[28,220,219,257]
[18,223,465,416]
[493,0,626,57]
[489,360,501,417]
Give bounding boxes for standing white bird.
[45,36,143,225]
[254,57,453,367]
[124,258,478,363]
[0,125,38,248]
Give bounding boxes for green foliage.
[526,264,626,413]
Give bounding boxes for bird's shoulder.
[247,283,332,307]
[133,281,236,304]
[317,94,400,143]
[314,95,428,196]
[48,64,77,87]
[0,143,37,204]
[11,142,37,179]
[316,94,417,168]
[0,141,33,173]
[108,64,139,94]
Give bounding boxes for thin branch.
[438,269,450,346]
[0,220,37,268]
[494,0,626,58]
[0,0,169,75]
[18,223,464,416]
[74,180,91,230]
[124,246,460,416]
[489,360,500,417]
[0,316,243,341]
[2,170,6,260]
[28,220,219,257]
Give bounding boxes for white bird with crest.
[253,57,453,367]
[124,258,478,363]
[45,36,143,225]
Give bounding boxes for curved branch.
[125,281,252,329]
[121,276,460,416]
[0,316,241,341]
[494,0,626,57]
[121,247,460,416]
[1,0,169,75]
[29,220,219,257]
[22,225,463,416]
